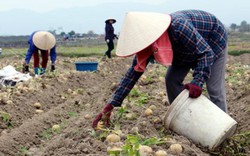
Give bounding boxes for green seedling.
[143,76,155,85]
[122,134,167,156]
[135,93,148,107]
[38,122,66,140]
[0,111,12,127]
[46,70,59,78]
[90,129,109,142]
[19,146,28,155]
[246,108,250,113]
[0,111,10,122]
[15,65,24,72]
[142,137,167,146]
[67,111,78,117]
[129,88,140,97]
[107,150,122,156]
[154,65,167,77]
[39,130,52,140]
[113,106,129,123]
[39,128,53,140]
[212,130,250,156]
[122,134,141,156]
[91,126,121,142]
[39,128,60,140]
[89,129,98,137]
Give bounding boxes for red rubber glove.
[92,103,114,129]
[183,83,202,98]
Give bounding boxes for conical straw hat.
[116,12,171,57]
[33,31,56,50]
[105,17,116,24]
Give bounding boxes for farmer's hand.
[51,64,55,72]
[92,103,114,129]
[22,64,29,73]
[106,39,110,43]
[115,34,118,39]
[183,83,202,98]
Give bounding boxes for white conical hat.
[116,12,171,57]
[33,31,56,50]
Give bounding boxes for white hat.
[33,31,56,50]
[105,17,116,24]
[116,12,171,57]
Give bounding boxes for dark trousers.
[105,40,114,58]
[165,48,228,112]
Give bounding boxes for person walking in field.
[23,31,57,75]
[93,10,228,128]
[104,17,118,59]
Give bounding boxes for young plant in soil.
[135,93,149,107]
[110,105,130,129]
[0,111,13,127]
[38,128,56,140]
[127,87,149,107]
[18,146,28,156]
[122,134,166,156]
[38,121,68,140]
[128,88,140,101]
[90,126,122,142]
[211,130,250,156]
[93,119,169,155]
[67,111,78,118]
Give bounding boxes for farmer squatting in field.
[104,17,118,59]
[93,10,228,128]
[23,31,57,75]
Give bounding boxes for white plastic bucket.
[164,89,237,149]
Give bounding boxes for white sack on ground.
[0,65,32,86]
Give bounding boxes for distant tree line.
[230,20,250,32]
[2,21,250,48]
[0,29,105,48]
[48,29,101,40]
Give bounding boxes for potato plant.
[212,130,250,156]
[121,134,167,156]
[0,111,12,127]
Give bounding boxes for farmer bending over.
[23,31,57,75]
[93,10,228,128]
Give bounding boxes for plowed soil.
[0,54,249,156]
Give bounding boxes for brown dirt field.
[0,54,249,156]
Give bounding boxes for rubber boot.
[34,67,40,75]
[40,68,46,75]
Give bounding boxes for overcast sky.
[0,0,167,12]
[0,0,249,35]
